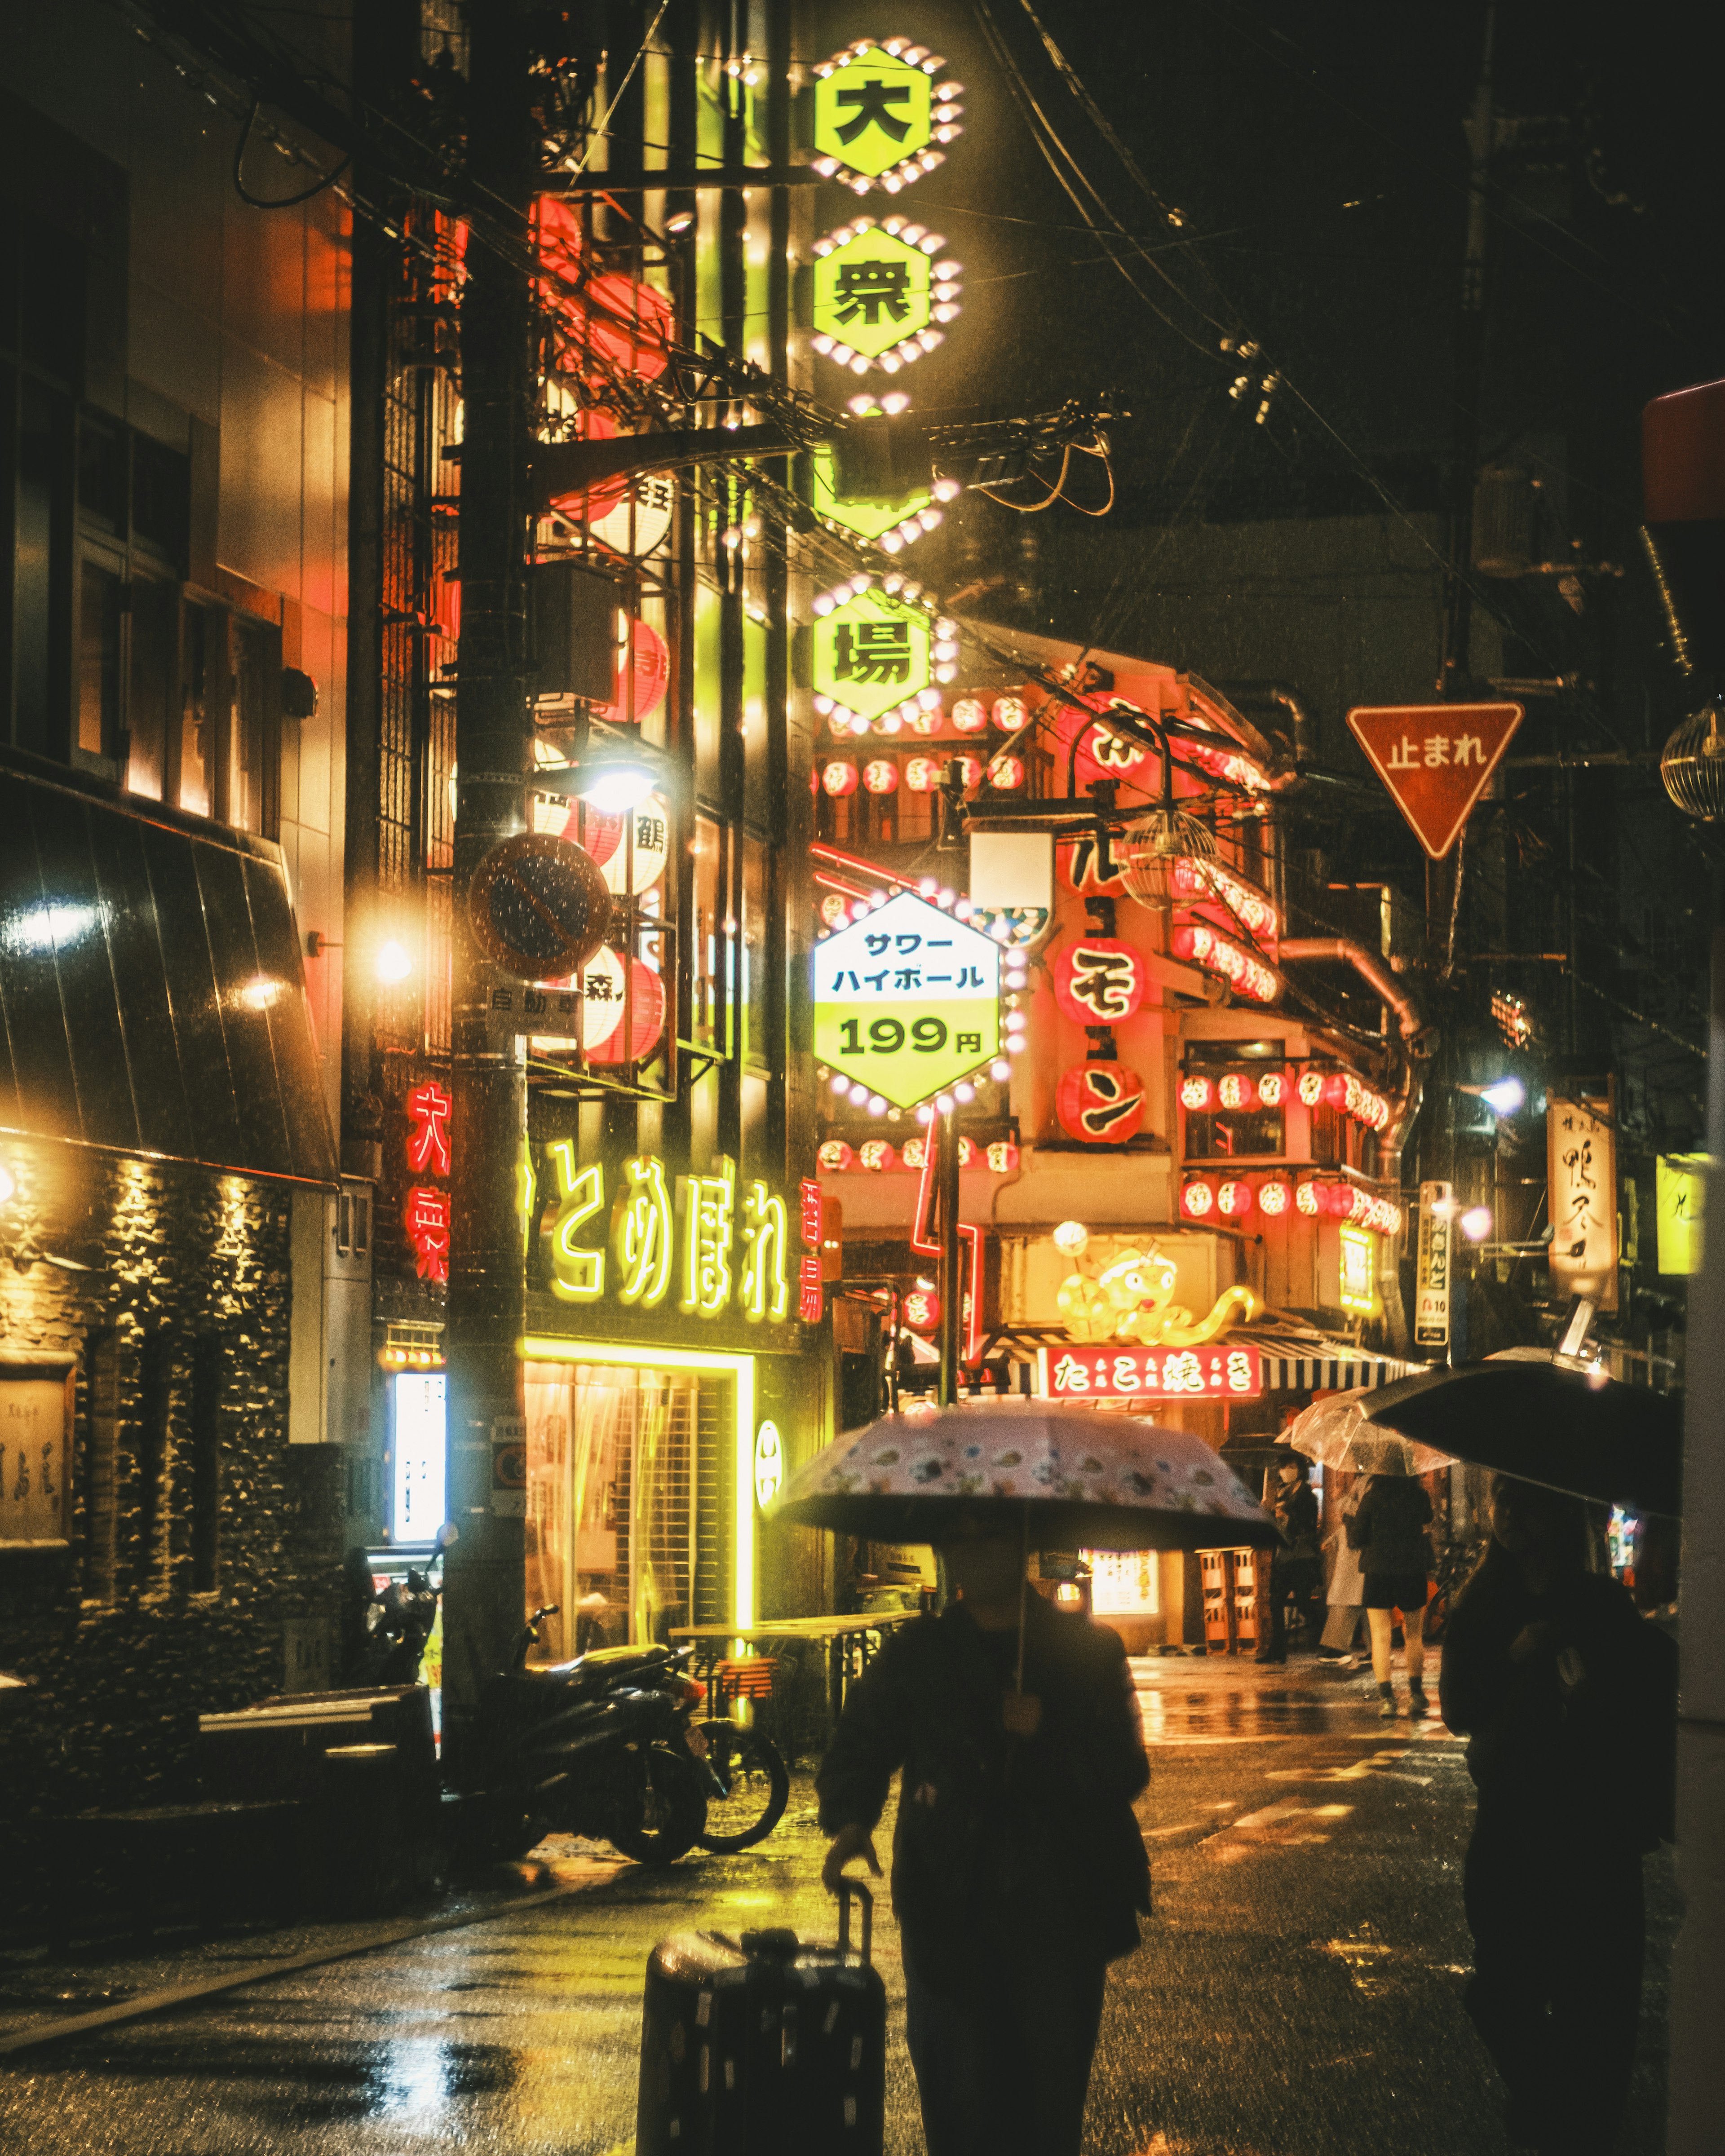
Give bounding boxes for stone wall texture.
[0,1138,346,1833]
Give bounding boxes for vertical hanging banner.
[1414,1180,1453,1353]
[1656,1154,1707,1277]
[1547,1098,1619,1310]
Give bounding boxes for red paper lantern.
[1298,1070,1326,1108]
[1181,1176,1216,1219]
[535,195,673,384]
[986,1139,1020,1172]
[584,959,667,1064]
[1325,1182,1357,1218]
[1322,1071,1352,1109]
[986,754,1025,789]
[992,695,1028,729]
[1054,938,1146,1025]
[956,1136,977,1166]
[823,760,859,796]
[1180,1074,1214,1112]
[545,407,633,522]
[1258,1175,1292,1217]
[951,698,989,733]
[1056,1063,1146,1144]
[818,1139,854,1171]
[1256,1070,1287,1109]
[1218,1072,1258,1111]
[903,1288,941,1331]
[594,617,670,725]
[1217,1179,1253,1219]
[1296,1180,1322,1217]
[905,756,942,792]
[858,1139,897,1171]
[862,758,899,794]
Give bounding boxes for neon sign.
[809,218,961,375]
[811,39,962,193]
[406,1082,452,1176]
[811,584,936,733]
[539,1151,793,1327]
[404,1187,451,1284]
[813,889,1002,1109]
[1042,1344,1261,1403]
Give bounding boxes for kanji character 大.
[832,73,913,146]
[405,1081,452,1177]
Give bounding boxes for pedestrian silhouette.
[1347,1464,1433,1716]
[1257,1454,1322,1662]
[817,1513,1151,2156]
[1440,1475,1676,2156]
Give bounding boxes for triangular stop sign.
[1345,702,1524,860]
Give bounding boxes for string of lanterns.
[1179,1066,1393,1132]
[818,1136,1020,1174]
[1179,1173,1402,1234]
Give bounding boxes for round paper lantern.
[1298,1070,1325,1108]
[992,695,1027,729]
[1056,1063,1146,1144]
[1325,1182,1358,1218]
[986,1140,1021,1172]
[1296,1180,1322,1217]
[1217,1179,1252,1220]
[1258,1175,1292,1218]
[823,760,859,796]
[1181,1176,1216,1219]
[556,943,626,1047]
[1322,1071,1352,1109]
[591,469,676,558]
[818,1139,854,1171]
[579,798,670,894]
[584,956,666,1063]
[951,698,989,733]
[905,756,942,792]
[1180,1075,1214,1112]
[986,754,1025,789]
[862,758,899,794]
[903,1288,940,1331]
[858,1138,897,1171]
[594,616,670,725]
[953,755,983,789]
[907,706,943,736]
[1055,937,1146,1026]
[900,1136,927,1170]
[1256,1070,1287,1109]
[819,892,852,929]
[1218,1072,1258,1111]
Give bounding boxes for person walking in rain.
[1256,1453,1322,1663]
[1347,1459,1434,1716]
[1315,1471,1367,1661]
[817,1512,1151,2156]
[1440,1475,1675,2156]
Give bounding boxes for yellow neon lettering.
[546,1141,605,1302]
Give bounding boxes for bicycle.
[692,1656,792,1853]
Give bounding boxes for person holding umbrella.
[773,1400,1278,2156]
[1439,1474,1676,2156]
[1346,1457,1435,1718]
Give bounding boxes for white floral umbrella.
[769,1398,1278,1551]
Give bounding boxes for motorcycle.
[347,1524,712,1867]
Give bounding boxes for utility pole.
[1436,1,1496,706]
[936,1106,963,1406]
[442,0,534,1763]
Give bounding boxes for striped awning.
[1258,1352,1425,1392]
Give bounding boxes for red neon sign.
[406,1082,453,1178]
[404,1186,451,1284]
[799,1253,825,1325]
[1042,1344,1260,1403]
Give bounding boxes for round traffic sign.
[470,832,611,981]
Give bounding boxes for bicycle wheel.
[695,1723,791,1852]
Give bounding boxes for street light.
[1458,1205,1494,1242]
[1458,1076,1526,1117]
[376,939,414,985]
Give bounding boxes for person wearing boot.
[1346,1463,1434,1717]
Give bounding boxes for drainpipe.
[1279,938,1433,1355]
[1209,679,1319,766]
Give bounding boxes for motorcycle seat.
[516,1645,672,1691]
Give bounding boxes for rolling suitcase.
[636,1879,885,2155]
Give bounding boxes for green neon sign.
[812,45,934,181]
[812,587,932,728]
[812,226,931,361]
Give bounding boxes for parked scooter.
[345,1524,711,1866]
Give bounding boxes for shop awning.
[1258,1350,1425,1391]
[0,755,337,1185]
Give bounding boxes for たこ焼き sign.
[1040,1344,1260,1403]
[812,890,1001,1110]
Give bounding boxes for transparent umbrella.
[1281,1389,1457,1478]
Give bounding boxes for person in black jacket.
[1439,1476,1676,2156]
[1256,1455,1322,1663]
[1347,1466,1434,1717]
[818,1514,1151,2156]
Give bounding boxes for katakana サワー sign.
[1346,702,1524,860]
[812,40,962,193]
[812,890,1002,1109]
[812,586,933,730]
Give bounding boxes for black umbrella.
[1358,1360,1682,1518]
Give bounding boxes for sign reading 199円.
[813,890,1001,1109]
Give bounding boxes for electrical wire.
[565,0,672,177]
[232,95,350,205]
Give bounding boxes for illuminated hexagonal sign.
[813,891,1001,1109]
[811,39,964,193]
[812,585,933,729]
[810,219,961,375]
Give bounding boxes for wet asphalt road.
[0,1652,1676,2156]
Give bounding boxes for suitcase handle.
[837,1878,872,1967]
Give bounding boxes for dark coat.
[816,1594,1151,1970]
[1346,1475,1433,1576]
[1439,1553,1676,1851]
[1273,1479,1320,1560]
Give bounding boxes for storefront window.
[1185,1102,1284,1159]
[525,1361,727,1659]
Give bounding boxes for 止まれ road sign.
[813,891,1001,1109]
[1345,702,1523,860]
